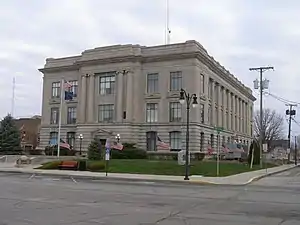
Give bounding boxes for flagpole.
[57,79,64,157]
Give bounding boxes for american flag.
[221,145,230,153]
[157,136,170,150]
[64,80,73,89]
[60,139,70,150]
[19,124,25,131]
[111,141,124,150]
[207,145,213,155]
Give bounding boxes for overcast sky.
[1,0,300,133]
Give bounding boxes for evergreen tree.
[87,138,102,160]
[248,140,261,166]
[0,114,22,154]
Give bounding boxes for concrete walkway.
[0,163,297,185]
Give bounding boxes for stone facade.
[39,40,255,152]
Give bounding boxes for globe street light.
[78,134,83,155]
[115,134,120,143]
[179,88,198,180]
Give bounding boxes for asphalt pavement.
[0,168,300,225]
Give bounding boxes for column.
[87,74,95,123]
[217,85,222,127]
[211,80,215,126]
[126,71,133,121]
[222,88,226,129]
[227,91,231,130]
[204,77,210,124]
[116,72,123,122]
[237,98,241,133]
[78,75,87,123]
[232,94,235,132]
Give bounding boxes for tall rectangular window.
[200,132,204,151]
[169,131,181,151]
[208,79,212,99]
[49,132,58,145]
[66,132,76,148]
[169,102,181,122]
[170,71,182,91]
[200,103,204,123]
[99,72,115,95]
[68,80,78,97]
[147,73,159,93]
[98,104,114,122]
[50,108,59,124]
[51,82,60,98]
[67,107,77,124]
[146,103,158,122]
[200,74,205,94]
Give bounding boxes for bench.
[58,161,78,170]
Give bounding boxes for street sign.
[214,126,224,133]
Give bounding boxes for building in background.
[14,116,41,150]
[39,40,255,153]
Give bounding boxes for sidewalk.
[0,163,297,185]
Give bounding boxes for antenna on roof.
[165,0,171,45]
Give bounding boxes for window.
[170,71,182,91]
[200,104,204,123]
[146,103,158,122]
[169,131,181,151]
[50,108,59,124]
[68,80,78,97]
[147,73,159,93]
[225,111,228,129]
[208,79,212,98]
[67,132,76,149]
[208,104,212,125]
[200,74,205,94]
[49,132,58,145]
[210,134,214,148]
[99,72,116,95]
[169,102,181,122]
[200,132,204,151]
[146,131,157,151]
[51,82,60,98]
[98,104,114,122]
[67,107,77,124]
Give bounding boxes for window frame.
[68,80,78,97]
[51,82,60,98]
[146,131,157,151]
[146,103,158,123]
[169,131,181,151]
[200,74,205,94]
[50,107,59,124]
[170,71,182,91]
[147,73,159,93]
[99,72,116,95]
[98,104,114,122]
[66,132,76,149]
[169,102,182,122]
[67,107,77,124]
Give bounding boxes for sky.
[1,0,300,133]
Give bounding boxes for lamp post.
[179,88,198,180]
[115,134,120,143]
[78,134,83,155]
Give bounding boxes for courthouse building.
[39,40,255,152]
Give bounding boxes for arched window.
[200,132,204,151]
[146,131,157,151]
[169,131,181,151]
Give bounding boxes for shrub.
[111,142,147,159]
[87,138,102,160]
[87,161,105,171]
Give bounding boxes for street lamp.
[78,134,83,155]
[115,134,120,143]
[179,88,198,180]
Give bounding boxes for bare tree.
[254,108,285,143]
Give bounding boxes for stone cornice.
[39,49,255,101]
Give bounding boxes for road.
[0,168,300,225]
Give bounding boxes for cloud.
[1,0,300,133]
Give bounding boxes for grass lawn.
[106,159,275,177]
[37,159,276,177]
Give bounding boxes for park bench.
[58,161,78,170]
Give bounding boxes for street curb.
[245,165,299,185]
[0,165,298,186]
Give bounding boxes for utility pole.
[295,135,298,166]
[286,104,296,163]
[250,66,274,168]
